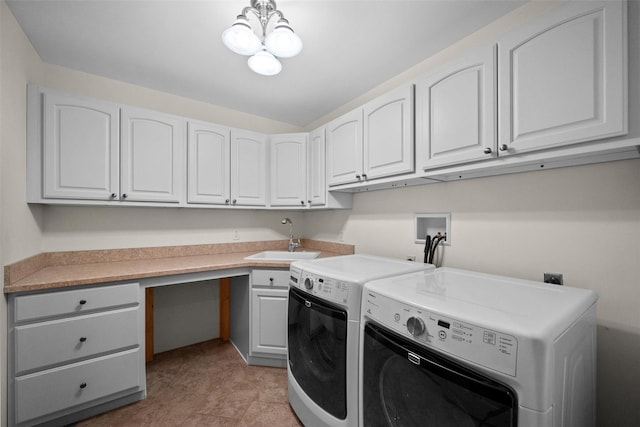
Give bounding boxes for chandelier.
[222,0,303,76]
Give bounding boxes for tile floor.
[77,340,303,426]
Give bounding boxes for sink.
[245,250,321,261]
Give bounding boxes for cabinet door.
[417,46,496,169]
[363,84,415,179]
[42,92,119,200]
[230,129,267,206]
[327,109,363,186]
[498,0,627,155]
[270,134,307,207]
[187,121,230,205]
[120,107,184,203]
[251,287,288,355]
[307,127,326,207]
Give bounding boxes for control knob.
[407,316,426,337]
[304,277,314,290]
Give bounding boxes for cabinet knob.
[79,382,87,390]
[79,299,87,305]
[499,144,509,152]
[79,337,87,343]
[308,200,312,205]
[483,147,493,154]
[300,200,305,205]
[362,174,367,180]
[110,193,117,199]
[269,277,274,284]
[356,174,361,180]
[121,193,128,199]
[225,199,230,204]
[232,199,237,204]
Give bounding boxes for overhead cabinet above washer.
[327,84,415,187]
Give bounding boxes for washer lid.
[365,267,598,340]
[291,254,433,284]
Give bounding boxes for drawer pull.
[79,337,87,343]
[79,382,87,389]
[79,299,87,305]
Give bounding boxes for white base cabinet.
[249,269,289,364]
[8,283,145,427]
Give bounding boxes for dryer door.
[288,287,348,419]
[362,322,517,427]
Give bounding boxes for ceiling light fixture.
[222,0,302,76]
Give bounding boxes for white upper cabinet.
[42,92,120,200]
[327,84,414,186]
[498,0,627,155]
[417,46,497,169]
[231,129,268,207]
[327,108,362,186]
[363,84,415,179]
[187,121,230,205]
[307,127,326,207]
[120,107,184,203]
[270,133,307,207]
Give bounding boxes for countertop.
[4,239,355,294]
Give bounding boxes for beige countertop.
[4,239,354,294]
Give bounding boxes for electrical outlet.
[544,272,564,285]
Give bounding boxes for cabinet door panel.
[307,127,326,206]
[363,85,414,179]
[327,109,362,186]
[121,107,184,203]
[270,134,307,207]
[417,46,496,169]
[231,130,267,206]
[187,121,230,205]
[43,93,119,200]
[498,1,627,154]
[251,288,288,355]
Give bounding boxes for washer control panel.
[363,290,518,376]
[289,267,350,306]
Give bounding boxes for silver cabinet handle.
[483,147,492,154]
[499,144,509,152]
[362,173,367,180]
[356,174,361,180]
[232,199,237,204]
[121,193,128,199]
[225,199,230,204]
[110,193,117,199]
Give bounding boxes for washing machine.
[287,254,434,427]
[360,267,598,427]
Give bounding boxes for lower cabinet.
[8,283,145,426]
[249,268,289,367]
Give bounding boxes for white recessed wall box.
[415,213,451,245]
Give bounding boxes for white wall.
[306,158,640,426]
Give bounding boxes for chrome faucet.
[281,218,301,252]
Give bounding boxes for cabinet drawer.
[251,269,290,288]
[15,307,140,375]
[14,283,139,323]
[15,348,141,424]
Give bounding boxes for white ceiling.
[7,0,525,127]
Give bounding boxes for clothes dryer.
[360,267,598,427]
[288,255,434,427]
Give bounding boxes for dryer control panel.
[289,266,351,307]
[363,290,518,377]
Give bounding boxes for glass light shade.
[248,50,282,76]
[264,22,303,58]
[222,17,261,56]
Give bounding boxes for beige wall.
[2,1,639,426]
